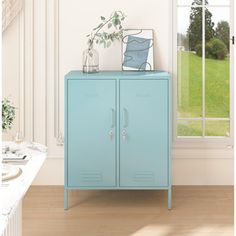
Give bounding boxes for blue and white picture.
[122,29,154,71]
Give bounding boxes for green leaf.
[108,23,112,29]
[113,12,118,18]
[116,19,121,25]
[104,33,108,39]
[101,16,105,21]
[112,18,120,27]
[106,41,112,47]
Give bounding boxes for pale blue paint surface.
[64,71,172,210]
[119,80,168,187]
[67,80,116,187]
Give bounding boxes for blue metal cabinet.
[64,71,172,210]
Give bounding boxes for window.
[173,0,233,145]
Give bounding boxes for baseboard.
[33,157,234,185]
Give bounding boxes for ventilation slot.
[80,172,103,182]
[134,171,154,182]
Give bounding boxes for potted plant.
[83,11,126,73]
[2,98,16,132]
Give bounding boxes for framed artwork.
[122,29,154,71]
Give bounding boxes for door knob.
[122,129,127,141]
[109,130,114,141]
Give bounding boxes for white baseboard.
[33,152,234,185]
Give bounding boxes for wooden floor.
[23,186,233,236]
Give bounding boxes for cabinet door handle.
[123,108,128,128]
[111,108,115,128]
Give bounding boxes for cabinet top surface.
[65,70,170,80]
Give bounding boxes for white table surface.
[0,142,47,233]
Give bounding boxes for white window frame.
[171,0,234,149]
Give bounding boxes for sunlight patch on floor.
[130,225,171,236]
[130,224,233,236]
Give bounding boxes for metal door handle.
[111,108,115,128]
[123,108,128,128]
[109,130,114,141]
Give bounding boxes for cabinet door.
[67,80,116,187]
[120,80,168,187]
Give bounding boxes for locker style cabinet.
[64,71,172,209]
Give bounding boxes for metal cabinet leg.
[64,188,68,210]
[168,187,172,210]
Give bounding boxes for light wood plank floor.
[23,186,233,236]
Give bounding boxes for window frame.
[171,0,234,149]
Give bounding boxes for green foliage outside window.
[187,0,215,51]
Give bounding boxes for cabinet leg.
[168,188,172,210]
[64,189,68,210]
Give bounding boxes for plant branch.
[86,11,126,48]
[90,15,114,44]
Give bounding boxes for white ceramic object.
[2,164,22,181]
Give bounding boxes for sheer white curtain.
[2,0,23,32]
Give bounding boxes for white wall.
[2,0,234,185]
[2,18,21,141]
